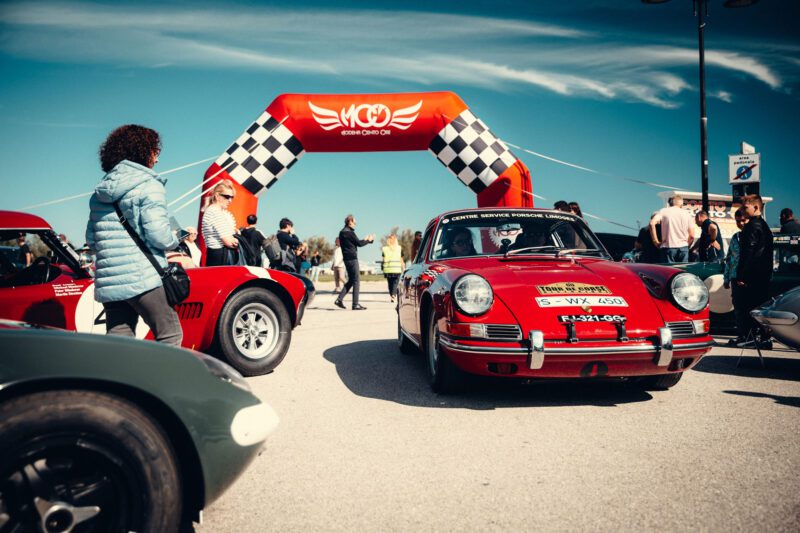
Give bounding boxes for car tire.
[425,312,466,394]
[639,372,683,390]
[397,312,417,355]
[0,390,182,533]
[217,287,291,376]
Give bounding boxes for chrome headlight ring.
[452,274,494,316]
[670,272,709,313]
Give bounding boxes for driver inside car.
[442,227,477,258]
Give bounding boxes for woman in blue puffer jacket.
[86,125,182,346]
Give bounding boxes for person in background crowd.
[335,214,374,310]
[309,251,321,282]
[277,217,301,252]
[649,194,695,263]
[332,237,345,291]
[723,208,747,346]
[86,124,182,346]
[183,227,202,266]
[201,180,239,266]
[240,214,268,267]
[569,201,583,219]
[381,234,405,302]
[735,194,774,348]
[691,210,723,262]
[779,208,800,233]
[635,212,661,263]
[57,233,76,253]
[17,235,32,267]
[410,231,422,261]
[175,226,202,267]
[297,242,311,277]
[553,200,571,213]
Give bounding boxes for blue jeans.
[660,247,688,263]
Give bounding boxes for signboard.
[729,153,760,184]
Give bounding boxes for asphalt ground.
[197,281,800,532]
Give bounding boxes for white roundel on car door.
[704,274,733,314]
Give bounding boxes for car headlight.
[199,354,251,393]
[670,273,709,313]
[453,274,493,315]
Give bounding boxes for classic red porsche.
[0,210,313,376]
[397,208,714,393]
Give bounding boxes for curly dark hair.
[99,124,161,172]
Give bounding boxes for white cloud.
[711,90,733,103]
[0,1,791,108]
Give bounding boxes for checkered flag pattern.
[428,110,518,193]
[214,111,305,196]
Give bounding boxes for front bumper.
[438,333,714,378]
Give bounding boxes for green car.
[0,321,278,532]
[676,233,800,332]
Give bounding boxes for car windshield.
[430,210,607,260]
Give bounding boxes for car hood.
[450,257,666,340]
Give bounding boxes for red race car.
[397,208,714,394]
[0,211,313,376]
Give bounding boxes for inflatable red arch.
[198,91,533,231]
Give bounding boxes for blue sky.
[1,0,798,263]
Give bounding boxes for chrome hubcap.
[232,303,279,360]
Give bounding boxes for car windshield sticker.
[536,282,611,295]
[536,296,628,307]
[558,314,626,323]
[447,211,576,223]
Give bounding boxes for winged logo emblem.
[309,100,422,131]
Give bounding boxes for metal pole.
[696,0,710,212]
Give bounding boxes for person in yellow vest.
[381,234,405,302]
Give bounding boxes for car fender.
[182,266,306,351]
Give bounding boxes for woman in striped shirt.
[201,180,239,266]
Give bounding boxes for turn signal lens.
[446,322,486,338]
[693,319,710,334]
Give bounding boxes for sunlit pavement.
[197,281,800,532]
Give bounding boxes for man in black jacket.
[735,194,774,347]
[335,214,374,310]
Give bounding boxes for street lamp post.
[642,0,759,213]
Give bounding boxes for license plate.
[558,314,626,323]
[535,296,628,307]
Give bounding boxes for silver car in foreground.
[752,286,800,350]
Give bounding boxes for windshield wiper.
[555,248,604,258]
[504,246,559,258]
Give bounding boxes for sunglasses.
[219,193,234,200]
[453,239,471,246]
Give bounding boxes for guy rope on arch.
[198,92,533,229]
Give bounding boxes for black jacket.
[277,230,301,251]
[780,219,800,234]
[736,216,773,285]
[339,226,370,262]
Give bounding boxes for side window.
[415,225,435,263]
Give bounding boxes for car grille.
[485,324,522,340]
[666,321,695,338]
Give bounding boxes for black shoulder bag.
[113,202,190,307]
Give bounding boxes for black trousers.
[338,259,361,307]
[739,282,770,338]
[386,273,400,295]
